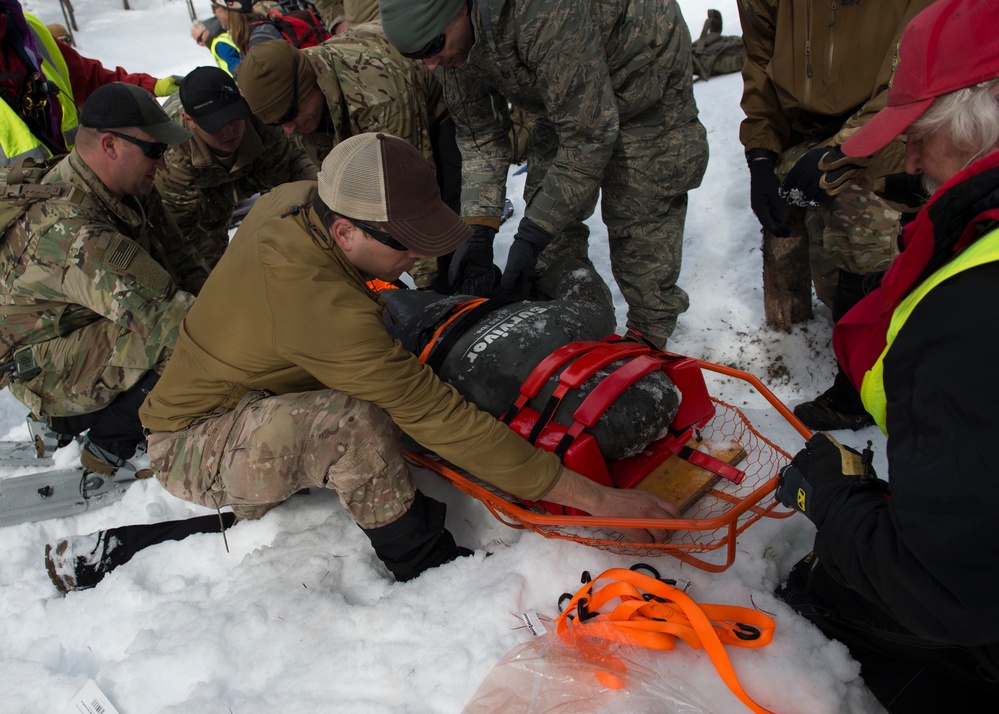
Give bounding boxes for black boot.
[794,271,879,431]
[793,372,874,430]
[361,490,471,582]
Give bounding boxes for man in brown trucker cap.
[139,132,679,583]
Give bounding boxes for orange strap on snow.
[416,298,488,364]
[554,567,776,714]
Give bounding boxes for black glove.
[775,432,887,526]
[780,147,833,207]
[498,217,550,298]
[747,149,790,237]
[873,172,929,213]
[448,225,500,296]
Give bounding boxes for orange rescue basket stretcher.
[405,359,808,573]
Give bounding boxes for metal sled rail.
[406,360,809,572]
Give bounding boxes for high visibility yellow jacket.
[0,13,77,165]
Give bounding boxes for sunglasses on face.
[107,131,168,159]
[270,56,300,126]
[352,220,409,251]
[401,33,446,60]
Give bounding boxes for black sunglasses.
[352,220,409,252]
[401,33,446,60]
[107,131,168,159]
[270,56,300,126]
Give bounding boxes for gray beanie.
[379,0,466,54]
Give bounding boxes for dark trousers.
[50,370,159,459]
[110,513,237,567]
[777,554,999,713]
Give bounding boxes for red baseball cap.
[842,0,999,158]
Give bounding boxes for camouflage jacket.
[140,180,561,501]
[439,0,700,236]
[0,151,205,416]
[738,0,934,157]
[297,23,449,168]
[156,95,318,273]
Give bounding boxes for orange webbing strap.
[366,279,400,292]
[416,298,489,364]
[555,568,777,714]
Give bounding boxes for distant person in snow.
[775,2,999,711]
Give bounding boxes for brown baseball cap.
[318,133,471,257]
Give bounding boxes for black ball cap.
[79,82,192,145]
[179,66,250,134]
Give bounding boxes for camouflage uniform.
[438,0,708,345]
[293,24,448,172]
[298,24,452,288]
[140,181,560,524]
[146,389,414,525]
[739,0,933,307]
[0,151,206,418]
[156,95,318,274]
[775,141,901,304]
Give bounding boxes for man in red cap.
[774,1,999,710]
[137,133,679,585]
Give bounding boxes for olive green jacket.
[738,0,934,155]
[140,180,561,501]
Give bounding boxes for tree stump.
[762,208,812,331]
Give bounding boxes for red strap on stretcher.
[553,354,663,458]
[526,342,651,444]
[664,438,746,484]
[501,340,604,424]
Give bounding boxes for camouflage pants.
[9,318,172,418]
[147,389,415,527]
[528,113,708,347]
[779,141,900,308]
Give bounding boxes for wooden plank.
[635,437,747,512]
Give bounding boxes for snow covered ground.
[1,1,890,711]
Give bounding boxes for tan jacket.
[738,0,933,155]
[139,180,561,501]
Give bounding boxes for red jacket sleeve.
[57,38,157,104]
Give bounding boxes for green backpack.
[691,9,746,81]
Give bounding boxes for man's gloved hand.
[747,149,790,237]
[498,217,550,298]
[780,146,834,207]
[775,432,886,526]
[873,172,930,213]
[448,225,500,296]
[817,146,869,197]
[153,75,183,97]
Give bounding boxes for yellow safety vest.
[860,225,999,435]
[210,32,240,77]
[0,13,77,165]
